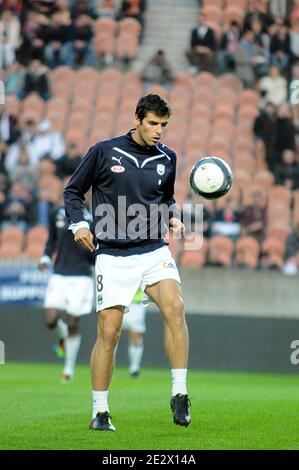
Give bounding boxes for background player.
[39,201,94,382]
[122,288,146,378]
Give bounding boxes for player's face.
[134,112,169,146]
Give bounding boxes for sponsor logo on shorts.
[97,294,103,304]
[162,261,176,269]
[111,165,125,173]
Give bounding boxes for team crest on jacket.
[157,164,165,175]
[111,165,125,173]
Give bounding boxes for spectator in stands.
[1,180,33,231]
[282,222,299,275]
[0,170,9,221]
[254,101,278,171]
[185,11,216,75]
[211,197,241,241]
[19,59,51,100]
[71,13,95,67]
[240,189,267,243]
[118,0,145,28]
[0,1,22,17]
[270,22,290,73]
[4,60,23,95]
[10,145,36,190]
[141,50,174,89]
[0,10,21,69]
[258,65,287,107]
[218,21,240,73]
[0,102,20,160]
[275,148,299,189]
[290,18,299,63]
[30,119,65,164]
[71,0,97,20]
[97,0,116,18]
[276,102,296,160]
[234,29,261,87]
[244,0,273,32]
[44,11,72,69]
[55,141,82,179]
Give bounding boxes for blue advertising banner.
[0,266,50,304]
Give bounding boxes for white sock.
[63,335,81,377]
[92,390,109,418]
[54,318,68,340]
[128,339,144,374]
[171,368,188,396]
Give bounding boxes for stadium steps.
[133,0,199,72]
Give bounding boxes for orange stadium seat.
[26,226,48,245]
[194,72,217,90]
[0,241,23,259]
[261,237,285,269]
[253,170,275,189]
[203,5,223,25]
[208,236,234,266]
[1,227,25,245]
[180,237,208,268]
[223,6,245,28]
[202,0,224,8]
[235,236,260,268]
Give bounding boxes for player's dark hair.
[135,94,172,121]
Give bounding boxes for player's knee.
[164,298,185,326]
[99,323,121,346]
[68,317,79,335]
[45,318,57,329]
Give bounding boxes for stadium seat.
[235,236,260,268]
[261,237,285,269]
[0,241,23,259]
[208,236,234,266]
[26,226,49,245]
[1,227,25,244]
[180,237,208,268]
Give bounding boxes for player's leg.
[89,305,124,432]
[44,308,68,357]
[125,302,146,377]
[61,315,81,382]
[127,330,144,378]
[62,275,93,382]
[145,279,191,427]
[44,275,68,357]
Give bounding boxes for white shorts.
[122,302,146,334]
[44,274,94,316]
[95,245,181,311]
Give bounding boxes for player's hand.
[74,227,95,253]
[169,217,186,235]
[38,255,51,271]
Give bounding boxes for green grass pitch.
[1,363,299,450]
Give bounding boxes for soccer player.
[39,203,94,382]
[122,288,146,378]
[64,94,191,431]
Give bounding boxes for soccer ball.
[189,156,233,200]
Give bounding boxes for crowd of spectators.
[2,0,299,274]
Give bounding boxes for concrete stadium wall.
[1,267,299,373]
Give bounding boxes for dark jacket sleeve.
[44,209,57,258]
[64,144,103,225]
